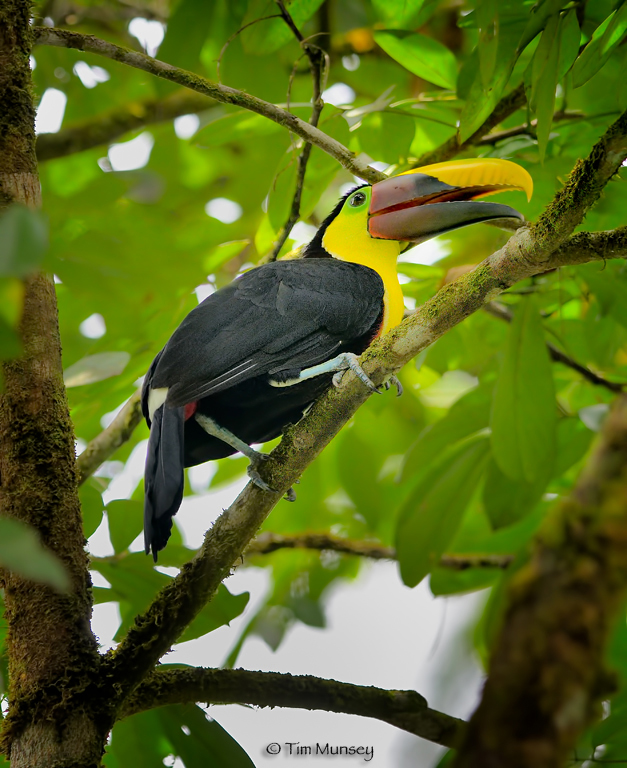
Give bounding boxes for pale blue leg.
[298,352,378,392]
[194,413,296,500]
[300,352,403,396]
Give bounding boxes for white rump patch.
[148,387,168,420]
[268,376,302,388]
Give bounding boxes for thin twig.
[483,302,625,393]
[32,26,385,184]
[76,390,143,485]
[121,667,466,747]
[478,110,584,145]
[215,14,282,83]
[267,0,328,261]
[413,83,527,167]
[246,532,513,569]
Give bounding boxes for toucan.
[142,158,533,559]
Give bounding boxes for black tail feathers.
[144,404,185,561]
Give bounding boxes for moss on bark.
[0,2,109,765]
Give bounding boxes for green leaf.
[179,585,249,643]
[203,240,249,274]
[195,112,284,146]
[557,10,582,80]
[396,435,490,588]
[531,13,560,162]
[374,30,458,89]
[579,262,627,329]
[476,0,499,90]
[572,4,627,87]
[106,499,143,554]
[267,153,299,232]
[517,0,572,52]
[356,111,415,163]
[105,709,173,767]
[337,429,387,530]
[372,0,427,28]
[0,205,48,277]
[397,262,444,280]
[554,417,593,476]
[64,352,131,387]
[209,456,248,489]
[0,518,70,592]
[402,385,491,482]
[79,481,105,539]
[155,0,214,74]
[157,704,255,768]
[457,56,512,142]
[490,295,556,484]
[483,455,549,529]
[241,0,326,55]
[92,553,248,642]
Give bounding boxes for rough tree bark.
[0,2,108,766]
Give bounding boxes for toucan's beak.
[368,158,533,244]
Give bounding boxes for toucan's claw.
[379,375,403,397]
[247,457,275,493]
[246,454,295,500]
[332,352,379,393]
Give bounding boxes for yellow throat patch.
[321,187,404,336]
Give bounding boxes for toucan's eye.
[349,191,367,207]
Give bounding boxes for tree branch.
[32,27,386,185]
[100,108,627,711]
[61,226,627,484]
[246,532,513,570]
[483,302,625,394]
[268,0,327,261]
[413,83,526,167]
[36,90,213,162]
[121,667,465,748]
[477,109,584,146]
[76,390,143,486]
[453,393,627,768]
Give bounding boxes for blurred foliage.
[1,0,626,763]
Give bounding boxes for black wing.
[148,258,384,408]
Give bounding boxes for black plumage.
[142,258,384,557]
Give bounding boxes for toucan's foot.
[331,352,378,393]
[246,453,295,500]
[379,374,403,397]
[246,453,275,493]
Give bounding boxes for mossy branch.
[70,226,627,487]
[36,89,213,162]
[32,26,386,185]
[76,389,142,486]
[121,667,464,748]
[452,394,627,768]
[246,532,513,569]
[100,109,627,712]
